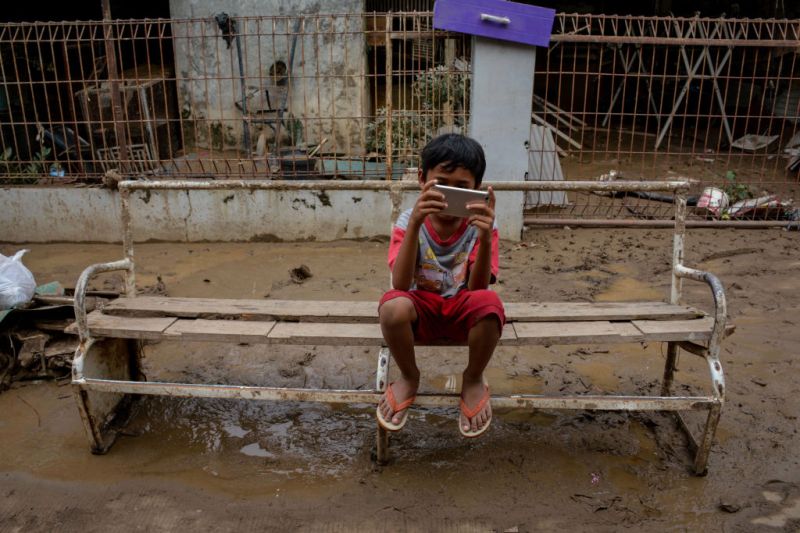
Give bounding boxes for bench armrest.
[673,264,727,400]
[74,259,133,343]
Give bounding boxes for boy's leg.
[462,315,501,433]
[446,289,505,434]
[378,295,420,426]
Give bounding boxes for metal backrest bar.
[118,179,691,192]
[118,179,691,298]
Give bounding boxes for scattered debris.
[718,502,742,513]
[784,131,800,152]
[17,332,47,370]
[307,137,328,158]
[102,169,123,189]
[139,275,168,296]
[785,154,800,172]
[2,321,79,390]
[290,264,313,284]
[731,134,779,151]
[726,195,791,220]
[0,281,115,392]
[694,172,792,220]
[696,187,729,218]
[784,131,800,171]
[594,170,699,206]
[0,250,36,310]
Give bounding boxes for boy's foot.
[376,377,419,432]
[459,378,491,438]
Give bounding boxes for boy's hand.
[467,186,495,240]
[409,179,447,228]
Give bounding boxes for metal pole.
[661,341,679,396]
[671,190,687,304]
[120,187,136,297]
[117,179,691,192]
[233,17,251,154]
[524,218,797,229]
[443,38,455,129]
[101,0,130,173]
[384,14,393,181]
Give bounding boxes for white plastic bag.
[0,250,36,310]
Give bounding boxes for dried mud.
[1,227,798,531]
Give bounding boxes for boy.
[377,133,504,438]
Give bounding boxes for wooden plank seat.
[74,300,724,346]
[100,296,705,322]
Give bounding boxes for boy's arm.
[390,223,420,290]
[467,187,496,291]
[391,179,447,290]
[467,234,493,290]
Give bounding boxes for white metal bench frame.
[72,179,728,475]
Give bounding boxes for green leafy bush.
[367,63,470,160]
[723,170,751,203]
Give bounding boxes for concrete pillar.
[468,37,535,241]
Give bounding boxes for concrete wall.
[169,0,368,153]
[1,187,524,242]
[0,187,405,243]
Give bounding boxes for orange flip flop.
[459,384,491,438]
[376,381,417,432]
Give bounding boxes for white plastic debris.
[0,250,36,310]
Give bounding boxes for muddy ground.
[1,227,798,532]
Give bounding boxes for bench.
[70,179,730,475]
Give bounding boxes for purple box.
[433,0,555,47]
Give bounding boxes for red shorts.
[379,289,505,344]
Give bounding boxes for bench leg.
[376,425,390,465]
[376,346,390,393]
[660,341,679,396]
[693,402,722,476]
[375,347,390,464]
[72,338,141,454]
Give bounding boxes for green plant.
[285,116,303,146]
[723,170,751,203]
[412,64,469,112]
[0,145,53,184]
[366,107,434,158]
[366,63,471,159]
[23,146,51,175]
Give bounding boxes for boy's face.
[418,162,478,223]
[418,162,477,189]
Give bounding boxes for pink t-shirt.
[388,208,500,298]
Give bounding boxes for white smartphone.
[432,184,489,218]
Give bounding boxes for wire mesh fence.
[0,12,798,221]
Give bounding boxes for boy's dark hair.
[420,133,486,187]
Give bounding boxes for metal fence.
[0,12,798,221]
